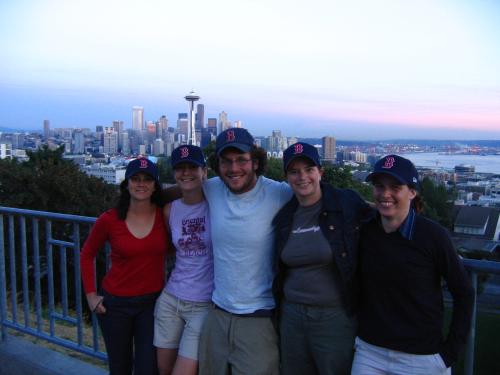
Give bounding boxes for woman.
[154,145,213,375]
[273,142,373,375]
[81,157,168,375]
[352,155,474,375]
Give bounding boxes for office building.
[103,129,118,154]
[119,132,130,155]
[207,118,217,135]
[153,139,165,156]
[132,106,144,131]
[0,143,12,159]
[158,115,168,138]
[195,104,205,131]
[43,120,50,141]
[322,136,336,163]
[73,131,85,154]
[177,113,189,142]
[112,120,124,149]
[218,111,231,133]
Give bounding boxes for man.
[198,128,292,375]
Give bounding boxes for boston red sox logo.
[227,130,235,142]
[180,147,189,158]
[139,159,149,168]
[294,143,304,154]
[382,156,395,169]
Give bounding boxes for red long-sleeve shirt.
[80,208,169,296]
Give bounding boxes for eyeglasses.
[219,157,252,168]
[129,175,155,183]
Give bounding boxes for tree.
[420,177,454,228]
[157,156,174,184]
[322,165,372,201]
[0,146,119,309]
[0,145,118,217]
[265,158,285,182]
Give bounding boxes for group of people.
[80,127,474,375]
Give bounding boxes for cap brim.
[285,155,320,171]
[217,143,252,156]
[126,170,158,179]
[366,171,407,185]
[172,159,206,168]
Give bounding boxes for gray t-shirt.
[281,200,342,306]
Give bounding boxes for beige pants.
[198,306,279,375]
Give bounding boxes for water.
[403,152,500,174]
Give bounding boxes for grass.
[447,309,500,375]
[3,300,107,370]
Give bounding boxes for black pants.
[97,290,160,375]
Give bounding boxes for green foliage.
[265,158,285,181]
[204,141,217,178]
[0,145,117,217]
[322,165,372,201]
[157,156,174,184]
[420,177,454,228]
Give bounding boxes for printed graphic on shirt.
[292,225,320,234]
[178,216,208,256]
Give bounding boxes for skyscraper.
[322,136,336,163]
[43,120,50,141]
[207,118,217,135]
[103,129,118,154]
[113,120,124,150]
[177,113,189,143]
[158,115,168,139]
[132,106,144,131]
[218,111,231,134]
[195,103,205,131]
[73,131,85,154]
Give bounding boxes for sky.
[1,0,500,140]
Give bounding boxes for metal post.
[0,215,7,340]
[464,272,477,375]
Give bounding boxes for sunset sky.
[1,0,499,140]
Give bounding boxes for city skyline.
[1,0,500,140]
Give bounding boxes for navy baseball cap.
[366,155,419,188]
[125,157,159,181]
[283,142,321,172]
[171,145,206,168]
[216,128,255,156]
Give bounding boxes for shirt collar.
[398,208,416,240]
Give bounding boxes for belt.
[214,304,273,318]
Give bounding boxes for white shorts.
[351,337,451,375]
[154,290,211,360]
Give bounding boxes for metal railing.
[0,206,107,361]
[0,206,499,373]
[462,258,500,375]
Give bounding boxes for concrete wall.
[0,334,107,375]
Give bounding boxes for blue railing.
[0,206,107,361]
[0,206,499,373]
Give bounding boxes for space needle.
[185,90,200,145]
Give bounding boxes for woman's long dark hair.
[412,193,424,214]
[115,179,164,220]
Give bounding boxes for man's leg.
[229,315,279,375]
[198,307,231,375]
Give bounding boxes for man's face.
[218,148,258,194]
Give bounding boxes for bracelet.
[93,298,103,312]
